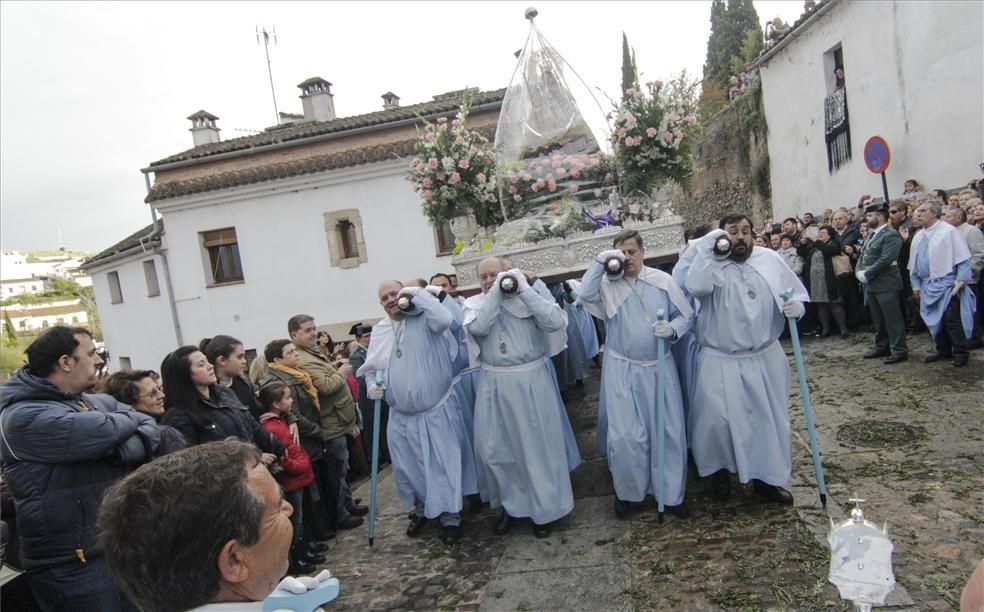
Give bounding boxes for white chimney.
[187,110,220,146]
[381,91,401,110]
[298,77,335,122]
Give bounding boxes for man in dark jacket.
[0,326,160,611]
[857,202,908,364]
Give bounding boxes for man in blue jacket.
[0,326,160,611]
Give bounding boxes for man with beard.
[463,257,580,538]
[856,201,908,363]
[685,214,808,505]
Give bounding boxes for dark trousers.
[325,435,354,525]
[360,399,390,468]
[307,455,338,535]
[934,297,969,357]
[867,289,907,356]
[284,488,304,546]
[27,557,137,612]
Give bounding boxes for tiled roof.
[2,303,86,318]
[149,88,506,168]
[145,123,497,203]
[82,223,161,269]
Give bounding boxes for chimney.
[381,91,400,110]
[187,110,220,146]
[298,77,335,122]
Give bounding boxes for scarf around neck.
[269,362,320,410]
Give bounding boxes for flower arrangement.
[611,73,700,198]
[408,103,502,228]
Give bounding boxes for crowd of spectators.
[746,169,984,364]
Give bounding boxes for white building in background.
[1,300,89,334]
[755,0,983,220]
[1,250,92,295]
[83,81,503,370]
[0,277,45,298]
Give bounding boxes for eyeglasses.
[889,209,901,214]
[138,386,164,399]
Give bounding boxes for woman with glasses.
[96,370,188,455]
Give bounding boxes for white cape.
[581,265,694,321]
[909,220,971,280]
[355,314,458,378]
[461,291,568,367]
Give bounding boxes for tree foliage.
[3,311,17,348]
[701,0,763,115]
[621,32,638,100]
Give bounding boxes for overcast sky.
[0,1,803,254]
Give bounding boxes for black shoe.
[301,551,326,564]
[953,354,969,367]
[863,350,890,359]
[353,498,363,505]
[613,497,630,519]
[532,522,552,538]
[306,541,330,554]
[818,329,832,338]
[752,480,794,505]
[711,470,731,500]
[467,493,484,515]
[406,515,428,537]
[965,338,984,350]
[883,354,908,364]
[311,530,335,541]
[289,556,317,575]
[924,352,950,363]
[441,525,462,546]
[336,515,364,530]
[839,331,850,339]
[493,510,512,536]
[665,502,691,519]
[346,504,369,516]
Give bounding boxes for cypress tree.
[621,32,638,98]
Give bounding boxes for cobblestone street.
[322,332,982,611]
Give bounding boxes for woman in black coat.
[798,225,848,337]
[160,346,284,462]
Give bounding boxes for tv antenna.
[256,26,280,125]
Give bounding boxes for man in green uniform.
[856,201,908,363]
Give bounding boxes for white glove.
[855,270,868,284]
[398,286,422,299]
[596,249,625,264]
[782,300,805,318]
[367,383,384,401]
[652,320,675,339]
[507,268,530,292]
[424,285,444,298]
[699,229,730,258]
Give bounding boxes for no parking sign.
[864,136,891,201]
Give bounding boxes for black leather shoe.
[883,354,908,364]
[665,502,691,519]
[336,515,364,530]
[924,352,950,363]
[711,470,731,500]
[289,556,316,575]
[301,551,326,564]
[493,510,512,536]
[347,504,369,516]
[406,515,428,537]
[863,350,890,359]
[307,541,330,554]
[752,480,794,505]
[532,522,552,538]
[441,525,462,545]
[953,354,969,367]
[613,497,630,519]
[467,493,484,515]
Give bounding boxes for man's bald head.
[478,257,506,294]
[378,280,404,319]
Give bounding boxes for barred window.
[824,88,851,173]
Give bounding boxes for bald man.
[462,257,580,538]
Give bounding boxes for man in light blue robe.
[685,214,809,505]
[357,280,473,545]
[566,280,601,364]
[580,229,693,518]
[464,257,581,538]
[910,201,976,367]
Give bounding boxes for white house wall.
[146,159,452,360]
[760,0,983,220]
[89,254,178,371]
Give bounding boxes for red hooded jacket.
[259,412,314,493]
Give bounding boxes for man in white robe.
[579,229,693,518]
[463,257,581,538]
[685,214,808,505]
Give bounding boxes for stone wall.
[672,85,772,230]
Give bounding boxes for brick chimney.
[187,110,220,146]
[381,91,400,110]
[298,77,335,122]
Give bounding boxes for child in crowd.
[777,235,803,276]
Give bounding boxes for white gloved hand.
[398,286,422,299]
[367,383,385,401]
[507,268,530,292]
[699,229,730,258]
[652,320,675,339]
[855,270,868,284]
[782,299,805,318]
[596,249,626,264]
[424,285,444,298]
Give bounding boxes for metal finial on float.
[524,6,538,21]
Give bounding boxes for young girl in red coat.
[258,381,322,574]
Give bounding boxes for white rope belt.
[479,358,545,373]
[605,348,667,367]
[391,382,456,417]
[698,340,778,359]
